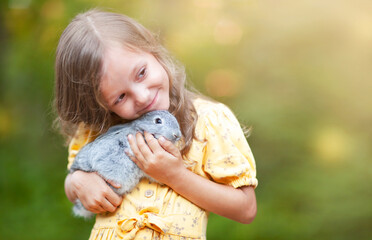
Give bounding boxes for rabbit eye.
[154,118,162,124]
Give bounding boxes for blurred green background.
[1,0,371,239]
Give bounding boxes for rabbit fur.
[69,110,182,218]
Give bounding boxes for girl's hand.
[65,171,123,214]
[127,132,257,224]
[127,131,186,186]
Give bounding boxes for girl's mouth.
[142,90,158,112]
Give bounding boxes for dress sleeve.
[201,103,258,189]
[67,123,97,170]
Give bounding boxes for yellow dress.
[67,98,258,240]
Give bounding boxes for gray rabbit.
[69,110,182,218]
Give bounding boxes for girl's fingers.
[126,149,144,170]
[101,198,118,213]
[85,201,105,213]
[127,134,145,162]
[106,179,121,189]
[134,132,154,158]
[143,131,162,153]
[86,195,120,213]
[158,136,180,156]
[106,192,122,209]
[89,208,102,214]
[89,202,110,214]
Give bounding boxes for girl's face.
[100,46,170,120]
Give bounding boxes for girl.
[55,9,258,240]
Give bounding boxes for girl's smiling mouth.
[141,90,159,113]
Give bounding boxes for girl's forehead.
[101,45,146,73]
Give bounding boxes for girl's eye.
[115,93,125,104]
[138,67,147,79]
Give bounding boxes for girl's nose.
[132,85,150,106]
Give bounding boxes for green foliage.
[1,0,371,239]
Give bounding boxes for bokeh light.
[214,18,243,45]
[311,126,352,164]
[205,69,241,97]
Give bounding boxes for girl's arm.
[65,125,123,214]
[65,171,123,214]
[128,132,257,224]
[169,168,256,224]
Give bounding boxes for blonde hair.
[55,9,199,155]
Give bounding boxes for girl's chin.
[157,101,170,111]
[152,96,170,112]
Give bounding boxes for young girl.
[55,9,258,240]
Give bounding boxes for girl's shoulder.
[192,97,237,122]
[192,97,244,138]
[193,97,226,113]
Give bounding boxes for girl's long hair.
[55,9,199,156]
